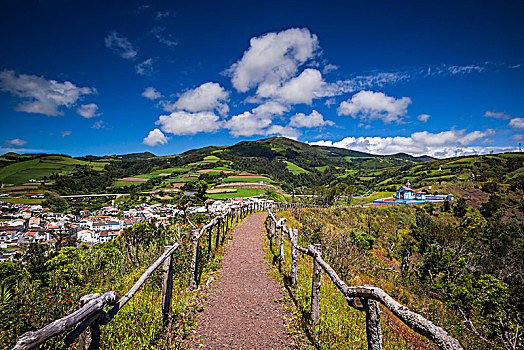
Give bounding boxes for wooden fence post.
[220,218,226,244]
[291,228,298,287]
[215,220,221,249]
[273,215,279,247]
[207,226,212,255]
[311,244,322,324]
[162,246,174,328]
[190,230,200,290]
[364,296,382,350]
[78,294,101,350]
[280,225,286,264]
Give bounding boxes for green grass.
[207,188,264,199]
[113,181,145,187]
[283,161,309,174]
[315,166,329,172]
[203,155,220,162]
[223,176,272,183]
[0,156,90,185]
[370,191,395,197]
[1,197,44,204]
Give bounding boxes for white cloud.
[310,128,509,158]
[156,111,222,136]
[458,129,496,145]
[265,125,301,139]
[337,90,411,124]
[76,103,100,118]
[331,72,411,95]
[104,31,138,60]
[0,70,96,116]
[142,87,162,100]
[154,11,170,21]
[166,82,229,116]
[417,114,430,122]
[61,131,72,138]
[289,110,334,128]
[135,58,154,76]
[509,118,524,130]
[4,138,27,146]
[484,111,510,119]
[448,65,484,75]
[226,111,273,137]
[91,120,105,129]
[143,128,169,146]
[257,68,325,105]
[228,28,319,93]
[322,64,338,74]
[226,101,289,137]
[151,26,177,47]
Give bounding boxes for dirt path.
[190,212,294,349]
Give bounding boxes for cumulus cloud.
[417,114,430,122]
[142,87,162,100]
[337,90,411,124]
[61,131,72,138]
[166,82,230,116]
[509,118,524,130]
[289,110,334,128]
[228,28,319,93]
[226,101,289,137]
[156,111,222,136]
[104,31,138,59]
[4,138,27,146]
[310,128,508,158]
[257,68,325,105]
[265,125,301,139]
[143,128,169,146]
[0,70,96,116]
[135,58,154,76]
[76,103,100,118]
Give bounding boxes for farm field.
[206,188,265,199]
[283,160,308,174]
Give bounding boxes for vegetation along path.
[191,212,294,349]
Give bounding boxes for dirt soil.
[190,212,294,349]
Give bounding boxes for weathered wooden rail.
[266,208,463,350]
[11,201,262,350]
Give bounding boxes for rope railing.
[266,208,463,350]
[11,201,263,350]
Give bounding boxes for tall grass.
[263,208,460,349]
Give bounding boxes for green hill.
[2,138,522,196]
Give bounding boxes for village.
[0,196,270,262]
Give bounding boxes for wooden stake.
[364,297,382,350]
[190,230,200,290]
[311,244,322,324]
[162,246,174,328]
[291,228,298,287]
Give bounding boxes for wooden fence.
[11,201,263,350]
[266,208,464,350]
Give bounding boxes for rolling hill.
[1,137,522,198]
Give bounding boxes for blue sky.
[0,0,523,158]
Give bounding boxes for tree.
[194,180,208,202]
[42,193,68,212]
[480,194,505,218]
[453,197,468,218]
